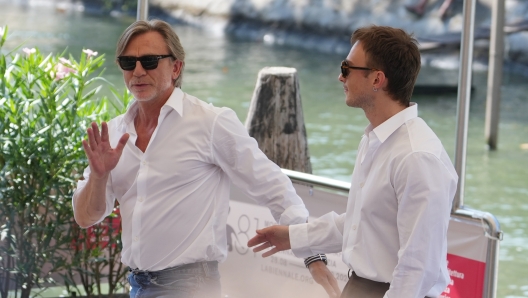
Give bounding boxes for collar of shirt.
[364,102,418,143]
[117,87,184,134]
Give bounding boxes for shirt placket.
[129,108,171,269]
[345,132,380,257]
[130,155,148,268]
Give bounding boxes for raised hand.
[82,122,129,179]
[247,225,290,257]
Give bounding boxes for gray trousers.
[128,261,221,298]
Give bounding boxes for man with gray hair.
[72,19,339,298]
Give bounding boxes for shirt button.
[352,225,357,230]
[142,161,147,166]
[138,197,144,202]
[134,236,139,242]
[359,182,365,188]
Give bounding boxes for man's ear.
[172,60,183,81]
[373,70,387,90]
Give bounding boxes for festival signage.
[221,200,349,298]
[441,219,488,298]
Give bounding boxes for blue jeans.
[128,261,221,298]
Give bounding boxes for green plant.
[59,206,128,298]
[55,65,132,298]
[0,25,130,298]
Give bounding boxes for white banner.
[221,200,349,298]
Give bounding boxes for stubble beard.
[129,83,165,103]
[347,92,374,112]
[127,83,156,103]
[133,92,156,102]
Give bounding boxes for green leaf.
[1,28,122,296]
[0,25,7,48]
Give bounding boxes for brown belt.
[343,271,433,298]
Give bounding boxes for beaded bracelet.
[304,254,327,268]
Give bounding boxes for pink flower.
[22,48,36,56]
[59,57,72,65]
[83,49,98,59]
[55,62,77,80]
[55,72,66,80]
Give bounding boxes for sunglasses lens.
[118,55,172,71]
[118,57,137,71]
[340,61,348,77]
[140,56,160,70]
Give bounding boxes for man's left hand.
[248,225,290,257]
[308,261,341,298]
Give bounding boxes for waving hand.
[82,122,129,179]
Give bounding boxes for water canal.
[1,2,527,297]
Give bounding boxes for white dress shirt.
[290,103,458,298]
[73,88,308,271]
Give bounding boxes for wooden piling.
[245,67,312,174]
[484,0,505,151]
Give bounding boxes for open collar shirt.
[73,88,308,271]
[290,103,458,298]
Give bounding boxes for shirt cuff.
[289,223,313,258]
[278,204,309,225]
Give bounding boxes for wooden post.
[484,0,505,150]
[245,67,312,174]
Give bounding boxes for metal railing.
[453,1,503,294]
[137,0,148,21]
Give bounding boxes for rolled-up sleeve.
[290,211,346,258]
[72,166,116,225]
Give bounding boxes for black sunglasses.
[340,60,379,78]
[117,55,174,71]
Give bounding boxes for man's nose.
[133,61,146,76]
